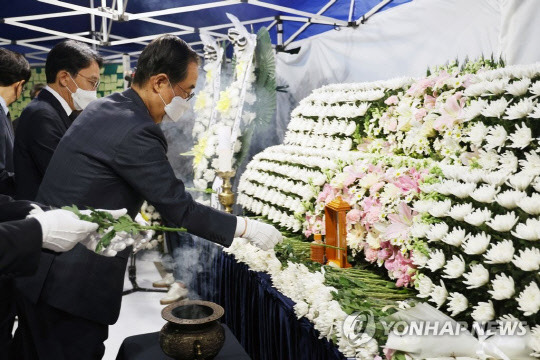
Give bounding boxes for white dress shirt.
[0,95,8,116]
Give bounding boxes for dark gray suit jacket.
[0,106,15,196]
[17,88,236,325]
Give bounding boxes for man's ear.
[57,70,70,87]
[151,73,169,94]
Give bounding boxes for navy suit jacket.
[0,107,15,196]
[13,89,74,201]
[0,195,42,278]
[17,88,236,325]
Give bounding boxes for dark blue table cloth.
[170,234,346,360]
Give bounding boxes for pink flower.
[396,272,413,287]
[424,94,437,109]
[364,244,379,263]
[346,209,362,224]
[433,92,465,131]
[361,197,382,228]
[393,175,418,193]
[407,77,436,97]
[414,108,428,122]
[384,95,399,105]
[369,181,385,195]
[383,348,396,360]
[433,70,451,88]
[383,202,415,240]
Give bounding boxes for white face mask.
[158,80,191,122]
[68,74,98,110]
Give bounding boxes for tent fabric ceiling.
[0,0,411,65]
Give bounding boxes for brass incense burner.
[216,170,236,214]
[160,300,225,360]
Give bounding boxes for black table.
[116,324,250,360]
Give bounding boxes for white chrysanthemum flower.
[504,98,537,120]
[485,78,508,95]
[530,80,540,96]
[520,152,540,176]
[461,169,484,184]
[533,177,540,193]
[484,239,515,264]
[498,151,519,174]
[465,122,489,146]
[449,182,476,199]
[416,274,434,298]
[442,227,466,247]
[495,190,526,209]
[482,170,509,187]
[485,212,518,232]
[464,99,488,121]
[470,185,498,203]
[472,300,495,322]
[462,232,491,255]
[529,325,540,358]
[411,250,429,268]
[488,273,515,300]
[530,103,540,119]
[481,98,509,118]
[517,194,540,215]
[410,222,431,238]
[508,123,533,149]
[426,249,446,272]
[506,78,531,96]
[512,248,540,271]
[464,208,492,226]
[428,199,452,218]
[463,264,489,289]
[447,292,468,317]
[516,282,540,316]
[507,172,534,191]
[478,151,500,172]
[426,222,448,242]
[413,200,437,213]
[442,255,466,279]
[429,280,448,309]
[447,203,473,221]
[485,125,507,149]
[512,219,540,241]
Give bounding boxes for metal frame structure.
[1,0,393,65]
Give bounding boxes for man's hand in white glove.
[235,217,282,251]
[29,209,99,252]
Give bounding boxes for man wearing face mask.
[0,48,30,196]
[14,35,282,359]
[13,40,101,201]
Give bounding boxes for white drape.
[275,0,540,141]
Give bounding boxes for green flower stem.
[139,225,187,232]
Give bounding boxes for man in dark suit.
[0,48,31,196]
[14,35,282,359]
[0,194,105,359]
[12,83,46,135]
[14,40,102,201]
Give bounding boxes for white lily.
[483,239,515,264]
[485,212,518,232]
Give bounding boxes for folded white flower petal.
[512,247,540,271]
[462,231,491,255]
[485,212,518,232]
[441,227,467,247]
[483,239,515,264]
[463,264,489,289]
[516,282,540,316]
[488,273,515,300]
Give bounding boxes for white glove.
[235,217,282,251]
[29,209,99,252]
